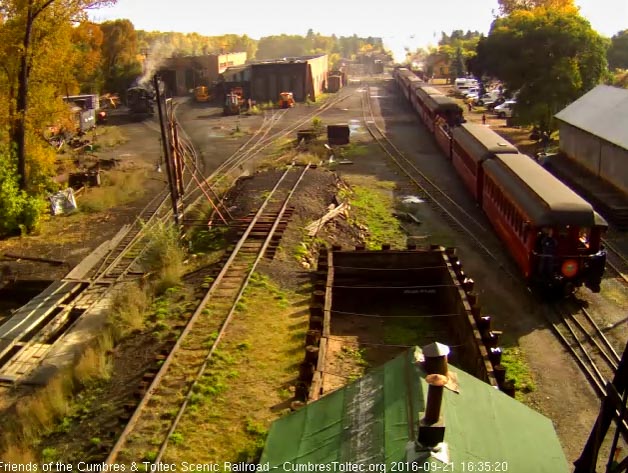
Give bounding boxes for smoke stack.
[424,374,447,424]
[418,343,449,447]
[422,342,450,375]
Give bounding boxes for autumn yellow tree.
[1,0,115,190]
[477,7,608,130]
[497,0,578,15]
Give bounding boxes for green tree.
[451,46,466,80]
[0,146,46,236]
[100,19,141,94]
[477,7,609,130]
[256,34,308,59]
[1,0,115,190]
[608,30,628,70]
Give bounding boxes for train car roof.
[416,86,443,96]
[484,153,607,227]
[424,94,463,113]
[452,123,518,162]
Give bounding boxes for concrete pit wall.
[301,245,516,403]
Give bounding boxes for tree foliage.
[608,30,628,70]
[255,31,383,67]
[100,19,141,93]
[476,7,609,129]
[415,30,482,79]
[0,145,46,236]
[497,0,577,15]
[0,0,113,235]
[1,0,115,191]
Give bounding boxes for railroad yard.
[1,73,628,468]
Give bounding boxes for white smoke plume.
[138,40,176,87]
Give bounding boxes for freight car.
[392,67,607,294]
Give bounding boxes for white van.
[454,78,478,94]
[494,100,516,118]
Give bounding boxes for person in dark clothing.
[538,228,557,276]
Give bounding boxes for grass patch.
[109,282,150,340]
[500,346,536,396]
[342,177,406,249]
[142,222,186,294]
[164,273,307,464]
[339,143,368,160]
[189,226,230,254]
[339,346,369,367]
[93,125,127,147]
[73,333,114,386]
[78,169,146,213]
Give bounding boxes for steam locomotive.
[126,79,166,116]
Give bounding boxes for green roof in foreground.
[260,347,569,473]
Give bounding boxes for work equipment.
[278,92,295,109]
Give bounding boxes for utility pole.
[153,74,180,226]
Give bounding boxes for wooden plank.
[0,281,82,361]
[316,337,328,373]
[64,224,130,280]
[309,371,322,401]
[323,250,334,338]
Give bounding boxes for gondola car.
[482,153,607,293]
[450,123,518,202]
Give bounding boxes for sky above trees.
[89,0,627,61]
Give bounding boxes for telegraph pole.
[153,74,180,226]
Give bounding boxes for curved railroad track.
[106,163,311,464]
[181,86,359,215]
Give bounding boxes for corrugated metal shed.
[555,85,628,151]
[260,347,569,472]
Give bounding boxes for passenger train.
[392,67,607,294]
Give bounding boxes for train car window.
[579,228,591,249]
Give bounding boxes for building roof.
[484,153,607,227]
[250,54,327,65]
[555,84,628,151]
[260,347,569,472]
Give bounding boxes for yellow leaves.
[498,0,577,15]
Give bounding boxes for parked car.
[487,97,505,111]
[476,91,500,106]
[494,100,516,118]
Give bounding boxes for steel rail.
[361,82,512,275]
[105,164,307,464]
[155,163,311,462]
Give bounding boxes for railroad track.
[182,86,358,215]
[602,237,628,285]
[360,81,518,279]
[106,163,311,464]
[550,299,621,398]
